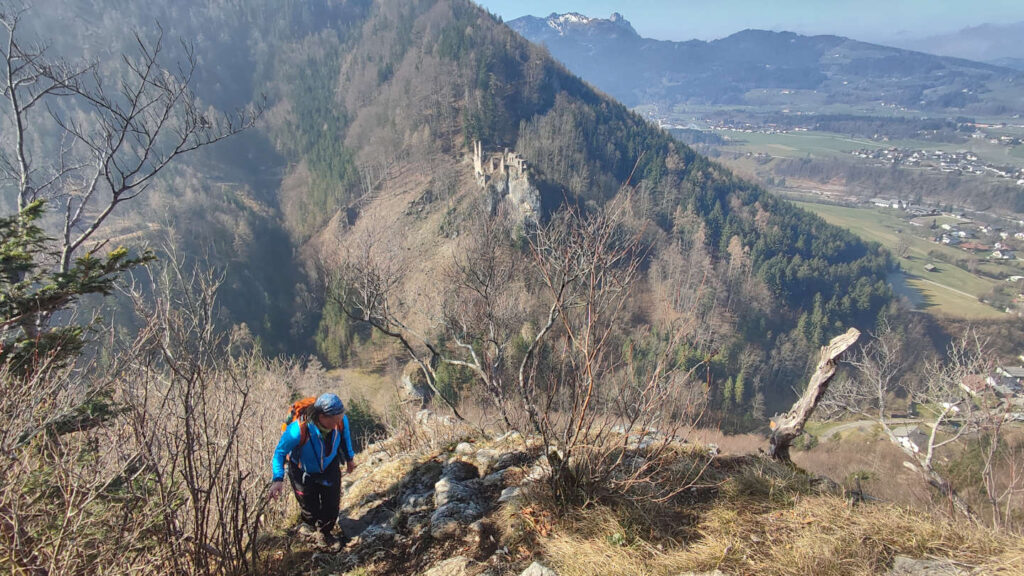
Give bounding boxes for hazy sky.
[476,0,1024,43]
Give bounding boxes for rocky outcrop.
[430,461,484,538]
[331,427,558,574]
[422,556,481,576]
[400,360,433,406]
[472,140,540,223]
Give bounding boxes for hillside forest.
[2,0,1023,574]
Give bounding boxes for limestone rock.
[434,477,482,507]
[525,461,550,483]
[429,501,484,538]
[498,486,521,503]
[399,491,434,515]
[492,450,532,472]
[423,556,480,576]
[494,430,524,445]
[357,524,396,547]
[455,442,476,456]
[483,468,510,488]
[889,556,972,576]
[401,361,433,404]
[474,448,500,473]
[443,460,480,482]
[507,170,540,222]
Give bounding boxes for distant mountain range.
[509,13,1024,115]
[893,22,1024,71]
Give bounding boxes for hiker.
[269,393,357,551]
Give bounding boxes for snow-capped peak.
[546,12,592,33]
[542,12,637,37]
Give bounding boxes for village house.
[962,374,989,396]
[891,426,930,454]
[960,241,989,252]
[997,366,1024,384]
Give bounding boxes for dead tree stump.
[769,328,860,462]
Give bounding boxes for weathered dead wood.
[769,327,861,462]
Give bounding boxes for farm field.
[792,201,1008,319]
[715,129,878,158]
[714,128,1024,168]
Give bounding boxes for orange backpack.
[283,397,318,447]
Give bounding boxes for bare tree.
[327,221,468,422]
[329,198,712,504]
[0,4,261,272]
[895,234,910,259]
[441,209,525,429]
[522,200,711,503]
[830,325,1003,521]
[118,252,286,575]
[0,251,288,574]
[0,7,269,573]
[768,327,861,462]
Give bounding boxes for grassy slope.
[794,201,1007,319]
[269,421,1024,576]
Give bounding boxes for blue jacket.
[272,414,355,482]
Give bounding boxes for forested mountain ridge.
[509,12,1024,114]
[10,0,893,419]
[10,4,1024,574]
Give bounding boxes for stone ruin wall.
[472,140,539,222]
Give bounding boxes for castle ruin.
[472,140,539,222]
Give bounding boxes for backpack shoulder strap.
[298,420,310,448]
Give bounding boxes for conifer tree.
[0,200,151,374]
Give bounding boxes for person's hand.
[268,480,284,500]
[346,460,356,474]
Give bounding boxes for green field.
[716,130,879,158]
[793,201,1007,319]
[714,128,1024,169]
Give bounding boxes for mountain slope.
[509,13,1024,114]
[280,414,1024,576]
[15,0,894,417]
[894,21,1024,67]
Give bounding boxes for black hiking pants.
[287,456,341,534]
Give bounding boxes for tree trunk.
[769,328,861,461]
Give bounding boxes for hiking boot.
[317,531,343,553]
[296,523,317,538]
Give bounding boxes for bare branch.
[769,327,861,461]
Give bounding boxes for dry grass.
[793,432,934,508]
[673,496,1019,576]
[687,428,766,455]
[502,454,1024,576]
